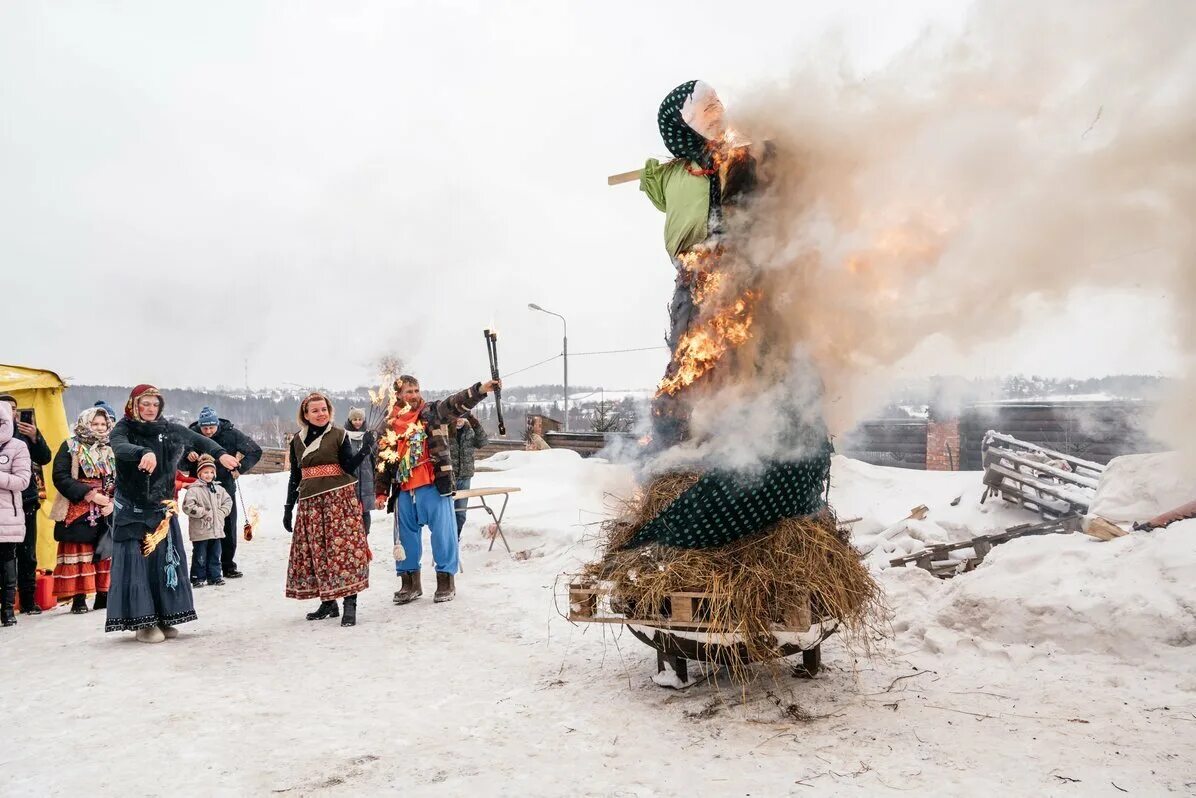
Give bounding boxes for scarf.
[125,384,164,421]
[70,408,116,480]
[377,405,427,486]
[658,80,723,216]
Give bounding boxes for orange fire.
[657,290,759,396]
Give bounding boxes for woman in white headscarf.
[50,407,117,614]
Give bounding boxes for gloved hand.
[363,430,376,448]
[283,503,294,533]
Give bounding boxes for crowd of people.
[0,375,499,640]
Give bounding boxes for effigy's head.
[658,80,726,161]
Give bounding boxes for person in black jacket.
[105,385,238,643]
[182,406,262,578]
[0,395,53,615]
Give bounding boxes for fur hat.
[196,453,217,477]
[347,407,366,425]
[197,406,220,428]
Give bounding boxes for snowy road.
[3,452,1193,796]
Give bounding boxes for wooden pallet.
[888,515,1082,578]
[568,582,812,633]
[981,431,1104,521]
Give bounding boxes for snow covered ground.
[4,450,1194,796]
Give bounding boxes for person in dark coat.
[344,408,376,535]
[106,386,239,643]
[449,413,489,538]
[0,394,53,616]
[182,405,262,578]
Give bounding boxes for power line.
[501,354,561,380]
[571,345,669,356]
[499,344,667,380]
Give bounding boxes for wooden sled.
[568,581,834,687]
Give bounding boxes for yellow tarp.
[0,364,71,570]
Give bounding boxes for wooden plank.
[607,168,643,186]
[454,486,522,499]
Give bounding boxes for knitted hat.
[196,453,217,476]
[93,400,117,420]
[197,406,220,428]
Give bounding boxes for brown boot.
[434,572,455,603]
[393,572,422,605]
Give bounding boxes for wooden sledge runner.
[568,581,830,685]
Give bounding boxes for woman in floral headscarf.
[50,408,117,613]
[106,385,239,643]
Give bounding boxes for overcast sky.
[1,1,1181,392]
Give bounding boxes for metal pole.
[562,326,569,432]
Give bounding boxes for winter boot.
[93,591,107,611]
[1,560,17,627]
[71,594,90,614]
[159,624,179,639]
[434,572,456,603]
[18,586,41,615]
[340,594,357,627]
[135,625,166,643]
[393,572,422,605]
[305,600,340,621]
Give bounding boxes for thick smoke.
[664,0,1195,472]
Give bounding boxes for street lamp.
[528,303,569,431]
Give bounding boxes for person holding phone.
[0,395,52,616]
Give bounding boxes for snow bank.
[901,521,1196,657]
[1088,451,1196,522]
[829,455,1032,564]
[468,449,636,551]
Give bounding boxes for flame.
[246,506,261,532]
[657,290,759,396]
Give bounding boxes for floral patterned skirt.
[285,484,370,601]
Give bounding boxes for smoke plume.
[666,0,1195,471]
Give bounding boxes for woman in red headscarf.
[105,385,240,643]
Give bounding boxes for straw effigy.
[581,471,883,681]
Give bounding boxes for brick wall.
[926,419,961,471]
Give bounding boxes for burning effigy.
[570,81,880,687]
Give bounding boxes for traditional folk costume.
[106,386,227,640]
[375,382,489,604]
[283,397,371,626]
[49,408,116,612]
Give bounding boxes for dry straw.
[581,472,884,684]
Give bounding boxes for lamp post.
[528,303,568,431]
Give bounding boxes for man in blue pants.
[375,375,499,604]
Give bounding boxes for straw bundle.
[583,472,883,678]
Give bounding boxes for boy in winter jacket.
[182,454,233,587]
[0,402,32,626]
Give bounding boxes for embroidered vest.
[290,426,357,500]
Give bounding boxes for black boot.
[305,600,339,621]
[1,560,17,627]
[341,594,357,627]
[93,591,107,611]
[71,594,90,614]
[18,586,41,615]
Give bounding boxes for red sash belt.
[301,464,345,480]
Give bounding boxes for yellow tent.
[0,364,71,570]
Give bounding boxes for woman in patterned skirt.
[283,393,373,627]
[49,407,117,613]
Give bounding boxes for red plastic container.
[36,570,55,610]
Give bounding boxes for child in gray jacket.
[182,454,233,586]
